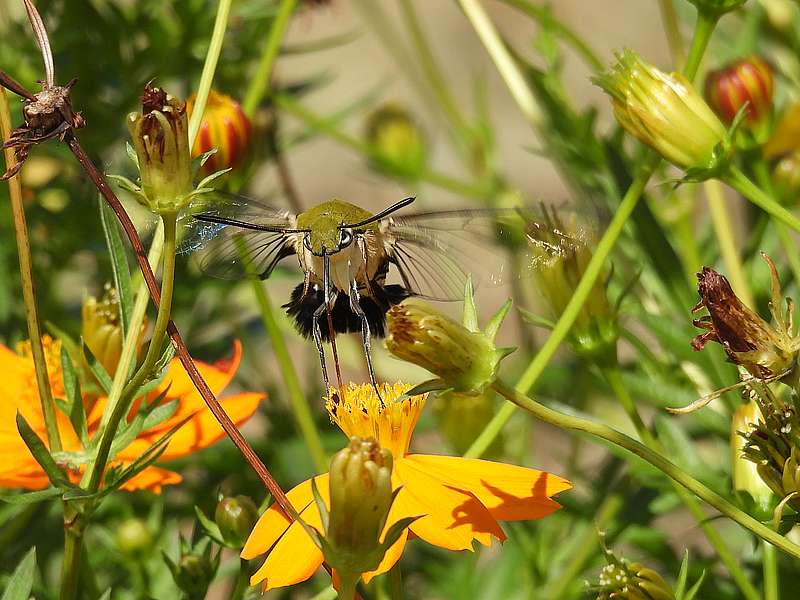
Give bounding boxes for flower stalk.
[0,87,62,453]
[490,378,800,561]
[242,0,298,116]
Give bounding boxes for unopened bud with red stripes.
[705,56,774,139]
[187,90,252,174]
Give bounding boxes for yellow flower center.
[325,382,426,458]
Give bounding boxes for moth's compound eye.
[339,228,354,248]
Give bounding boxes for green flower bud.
[365,104,427,180]
[731,400,775,520]
[115,518,151,556]
[325,436,394,575]
[163,537,220,600]
[126,83,192,216]
[215,495,259,549]
[594,50,730,174]
[386,299,511,394]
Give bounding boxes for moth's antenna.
[342,196,415,228]
[193,213,310,234]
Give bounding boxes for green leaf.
[15,413,69,488]
[674,550,690,599]
[125,142,139,168]
[484,299,512,342]
[380,515,419,551]
[61,346,87,444]
[0,488,62,505]
[0,547,36,600]
[82,343,113,394]
[193,506,225,545]
[402,379,447,397]
[310,476,329,533]
[517,307,556,330]
[462,277,478,332]
[97,589,112,600]
[682,571,706,600]
[99,201,134,333]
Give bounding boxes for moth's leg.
[348,277,383,406]
[312,297,331,393]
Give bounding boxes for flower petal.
[117,392,264,463]
[403,455,571,521]
[157,340,243,400]
[120,466,183,493]
[247,475,329,590]
[241,474,329,560]
[393,458,504,551]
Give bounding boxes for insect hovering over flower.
[180,193,584,393]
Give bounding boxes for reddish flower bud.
[705,56,773,132]
[186,90,251,174]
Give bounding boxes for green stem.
[98,223,164,432]
[602,367,761,600]
[274,93,487,198]
[704,179,755,306]
[682,11,717,80]
[251,279,328,471]
[764,541,779,600]
[397,0,469,135]
[491,379,800,560]
[243,0,298,116]
[60,508,85,600]
[499,0,604,72]
[231,558,250,600]
[188,0,234,145]
[87,214,178,493]
[658,0,685,67]
[541,493,624,598]
[0,88,62,452]
[337,572,359,600]
[387,562,404,600]
[456,0,544,130]
[724,165,800,234]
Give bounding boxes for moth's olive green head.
[296,199,376,256]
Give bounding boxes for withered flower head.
[691,254,799,380]
[1,79,85,181]
[526,208,618,366]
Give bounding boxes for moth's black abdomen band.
[283,283,409,341]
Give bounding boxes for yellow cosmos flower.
[241,383,571,591]
[0,337,264,493]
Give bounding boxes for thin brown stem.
[0,87,62,451]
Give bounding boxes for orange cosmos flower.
[241,383,571,591]
[0,336,263,493]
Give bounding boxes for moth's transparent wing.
[178,191,299,280]
[381,209,524,301]
[382,206,595,301]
